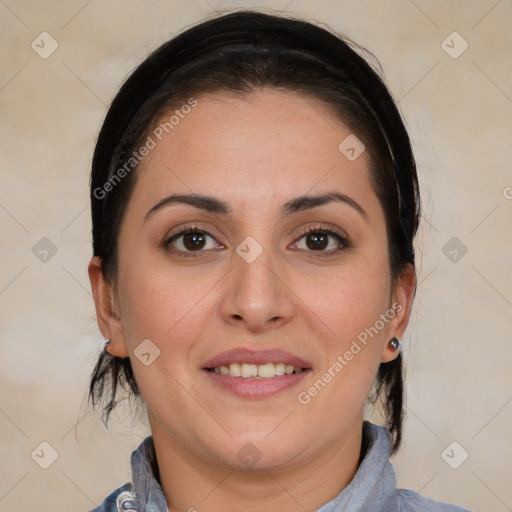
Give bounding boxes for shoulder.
[397,489,472,512]
[88,482,136,512]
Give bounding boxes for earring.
[104,339,111,352]
[389,337,400,350]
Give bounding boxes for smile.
[206,362,306,378]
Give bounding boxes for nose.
[219,247,295,333]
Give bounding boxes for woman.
[87,10,470,512]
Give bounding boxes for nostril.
[270,316,282,326]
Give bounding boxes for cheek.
[293,265,391,425]
[117,251,223,371]
[299,258,392,346]
[116,266,218,414]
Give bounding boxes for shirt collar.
[317,421,397,511]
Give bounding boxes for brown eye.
[305,232,329,250]
[182,231,207,250]
[294,228,348,254]
[165,229,219,254]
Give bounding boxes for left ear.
[381,263,416,363]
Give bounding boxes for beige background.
[1,1,511,511]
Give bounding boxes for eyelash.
[163,224,350,258]
[294,226,349,257]
[164,224,220,259]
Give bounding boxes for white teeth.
[228,363,241,377]
[275,363,285,376]
[258,363,275,378]
[241,364,258,378]
[211,362,305,378]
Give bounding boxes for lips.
[201,348,313,399]
[202,347,313,370]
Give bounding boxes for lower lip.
[202,369,311,399]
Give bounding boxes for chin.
[216,430,306,472]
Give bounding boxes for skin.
[89,88,416,512]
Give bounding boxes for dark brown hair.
[89,10,420,455]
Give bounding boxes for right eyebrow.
[144,194,231,224]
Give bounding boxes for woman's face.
[92,88,414,471]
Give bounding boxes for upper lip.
[202,348,312,369]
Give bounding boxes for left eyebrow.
[280,192,368,220]
[143,191,368,224]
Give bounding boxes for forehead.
[132,88,378,218]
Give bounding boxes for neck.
[148,414,364,512]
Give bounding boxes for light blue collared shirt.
[89,421,471,512]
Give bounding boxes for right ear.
[88,256,129,358]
